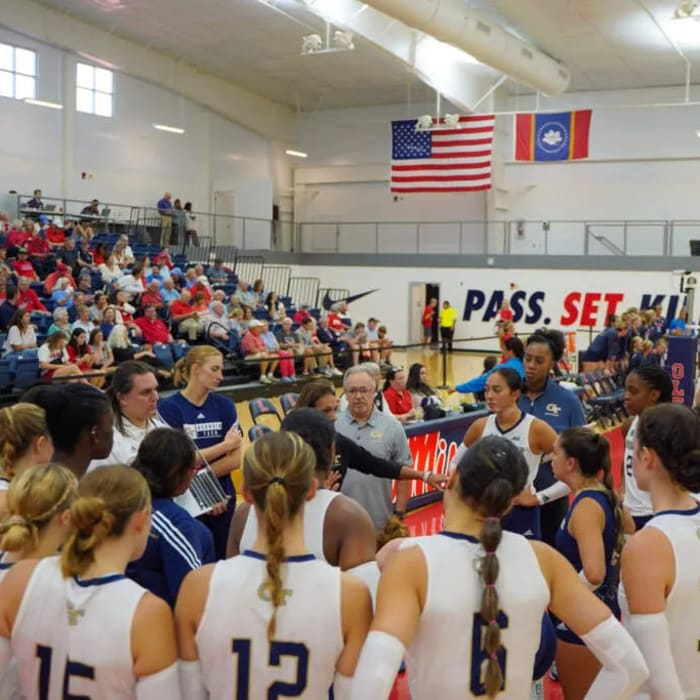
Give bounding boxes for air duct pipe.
[362,0,570,95]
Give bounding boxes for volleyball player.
[0,403,53,518]
[158,346,242,559]
[454,367,557,538]
[176,432,371,698]
[550,428,625,699]
[0,464,78,699]
[0,465,181,697]
[227,408,380,600]
[621,364,672,531]
[349,436,648,699]
[620,403,700,697]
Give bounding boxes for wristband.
[393,509,406,520]
[422,470,432,484]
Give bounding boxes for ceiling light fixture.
[415,115,434,131]
[444,113,461,128]
[673,0,699,19]
[24,98,63,110]
[285,149,308,158]
[334,30,354,49]
[301,22,356,55]
[302,34,324,54]
[153,123,185,134]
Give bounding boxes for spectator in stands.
[382,367,415,424]
[275,316,302,357]
[57,237,79,276]
[88,293,108,323]
[72,305,95,336]
[47,307,71,340]
[11,248,38,281]
[206,258,228,285]
[0,247,11,278]
[76,272,96,305]
[204,301,235,348]
[170,289,202,342]
[146,264,165,286]
[81,199,100,216]
[306,316,341,375]
[297,317,334,376]
[127,428,215,608]
[0,285,20,331]
[157,192,174,247]
[439,299,457,352]
[6,221,31,255]
[193,275,212,304]
[98,253,121,285]
[4,310,37,356]
[43,262,75,295]
[100,306,117,338]
[209,289,226,309]
[169,267,184,290]
[184,267,197,290]
[76,237,94,272]
[161,277,179,305]
[316,314,340,353]
[51,277,74,310]
[192,291,210,327]
[92,242,108,266]
[26,189,44,209]
[89,328,115,375]
[134,305,174,345]
[0,210,8,234]
[17,277,48,315]
[265,291,285,321]
[260,320,295,382]
[140,279,164,312]
[66,327,97,375]
[26,228,50,276]
[328,301,352,334]
[252,279,265,307]
[293,304,311,325]
[183,202,199,246]
[106,325,166,375]
[406,362,441,411]
[153,246,173,270]
[236,280,256,308]
[228,307,244,336]
[116,260,146,302]
[345,321,371,366]
[111,290,142,339]
[45,219,66,250]
[37,331,71,377]
[240,319,279,384]
[172,198,186,245]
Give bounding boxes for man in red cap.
[43,262,76,295]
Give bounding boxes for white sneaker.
[330,367,342,376]
[259,375,271,384]
[267,373,279,383]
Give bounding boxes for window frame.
[75,61,114,118]
[0,42,37,101]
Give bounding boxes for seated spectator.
[89,328,115,374]
[153,246,173,270]
[193,276,212,304]
[316,315,340,351]
[46,307,72,340]
[206,258,228,285]
[252,278,265,307]
[204,301,235,347]
[366,317,393,364]
[116,260,146,302]
[45,219,66,249]
[98,254,122,285]
[88,292,108,322]
[208,289,226,309]
[92,242,108,266]
[66,327,97,371]
[76,270,96,303]
[56,237,79,276]
[345,321,372,366]
[0,247,12,278]
[76,238,94,271]
[227,293,242,316]
[328,301,351,333]
[406,363,442,412]
[260,320,295,382]
[192,291,210,323]
[293,304,311,325]
[376,324,394,364]
[26,228,50,275]
[4,309,37,356]
[170,289,202,342]
[112,236,134,268]
[297,317,341,376]
[451,338,524,397]
[265,291,286,322]
[17,276,49,315]
[134,305,174,345]
[193,263,205,278]
[111,290,142,339]
[11,248,38,281]
[80,199,100,217]
[169,267,184,289]
[184,267,198,290]
[228,307,245,336]
[241,305,253,331]
[0,285,20,331]
[106,325,166,375]
[382,367,416,424]
[37,331,73,377]
[161,277,179,304]
[145,264,164,286]
[51,277,75,310]
[6,221,32,254]
[236,279,256,308]
[0,274,6,304]
[43,262,76,295]
[100,306,117,339]
[127,428,215,608]
[275,316,302,357]
[72,305,95,336]
[25,189,44,209]
[240,319,279,384]
[140,279,165,312]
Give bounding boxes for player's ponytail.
[454,436,528,699]
[243,432,315,640]
[0,464,77,555]
[61,465,150,577]
[0,403,48,479]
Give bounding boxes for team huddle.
[0,332,697,699]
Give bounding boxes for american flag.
[390,115,495,193]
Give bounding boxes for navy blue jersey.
[553,489,620,643]
[127,497,215,607]
[582,327,620,362]
[158,391,239,558]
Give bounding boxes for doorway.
[213,190,237,246]
[409,282,440,347]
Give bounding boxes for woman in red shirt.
[382,367,415,424]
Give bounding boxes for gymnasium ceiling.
[35,0,700,109]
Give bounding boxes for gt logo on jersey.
[258,582,293,605]
[545,403,561,416]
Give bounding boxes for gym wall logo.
[407,429,459,492]
[463,289,687,327]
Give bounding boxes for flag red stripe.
[431,140,493,149]
[432,137,493,147]
[392,173,491,183]
[392,160,491,171]
[515,113,534,161]
[391,185,492,193]
[571,109,591,159]
[433,126,494,136]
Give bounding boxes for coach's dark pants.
[440,326,454,352]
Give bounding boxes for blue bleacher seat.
[248,424,273,442]
[153,343,174,369]
[248,398,281,426]
[13,358,40,390]
[172,342,190,362]
[0,360,12,391]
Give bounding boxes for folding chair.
[248,424,273,442]
[248,397,282,427]
[279,392,299,416]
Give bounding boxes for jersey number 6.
[232,638,309,699]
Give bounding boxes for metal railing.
[287,277,320,308]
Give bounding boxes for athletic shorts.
[553,584,620,645]
[501,504,541,540]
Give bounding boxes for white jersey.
[619,506,700,699]
[196,553,343,698]
[239,490,340,562]
[0,477,9,492]
[11,556,146,699]
[403,531,550,700]
[0,560,17,700]
[482,413,540,488]
[622,416,652,517]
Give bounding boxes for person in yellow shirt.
[439,300,457,352]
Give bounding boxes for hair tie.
[485,583,496,589]
[486,516,500,522]
[484,550,496,555]
[268,476,286,486]
[489,652,498,660]
[3,515,29,529]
